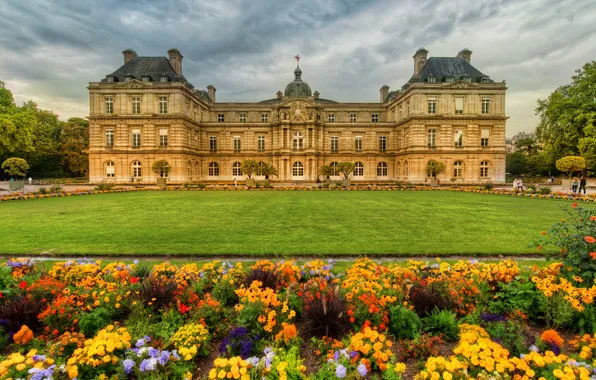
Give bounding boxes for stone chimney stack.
[456,48,472,63]
[380,85,389,103]
[313,91,320,99]
[122,49,137,65]
[413,48,429,78]
[276,91,283,100]
[207,85,216,102]
[167,48,183,75]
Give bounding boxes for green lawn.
[0,191,576,256]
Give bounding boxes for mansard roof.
[102,57,190,84]
[413,57,492,83]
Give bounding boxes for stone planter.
[246,178,255,187]
[8,180,25,190]
[156,178,167,187]
[429,178,438,186]
[341,179,351,187]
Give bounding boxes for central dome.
[284,67,312,97]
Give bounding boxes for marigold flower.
[585,236,596,244]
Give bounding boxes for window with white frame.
[353,162,364,176]
[132,96,141,114]
[482,97,491,114]
[379,136,387,151]
[453,161,464,178]
[462,76,471,82]
[481,77,490,83]
[480,161,489,178]
[132,160,142,178]
[481,128,490,147]
[428,128,436,148]
[217,114,225,122]
[371,114,379,122]
[350,113,357,122]
[132,128,141,147]
[105,128,114,147]
[455,97,464,114]
[209,162,219,176]
[233,136,241,152]
[261,113,268,122]
[124,76,132,82]
[158,96,168,114]
[445,77,455,83]
[428,97,437,114]
[159,128,168,147]
[257,135,265,152]
[454,128,463,147]
[427,76,436,83]
[105,161,115,178]
[327,114,336,122]
[292,162,304,177]
[355,136,363,151]
[292,131,304,150]
[105,96,114,114]
[330,162,339,176]
[160,76,168,83]
[232,162,243,176]
[209,136,217,152]
[106,76,114,83]
[377,162,388,177]
[142,76,150,82]
[239,113,246,122]
[331,136,338,152]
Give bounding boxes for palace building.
[87,47,507,184]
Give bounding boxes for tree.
[556,156,586,179]
[2,157,29,178]
[506,152,529,176]
[337,162,356,179]
[318,165,333,179]
[151,160,171,178]
[527,151,556,176]
[242,160,260,179]
[59,118,89,176]
[424,160,445,178]
[515,137,540,155]
[257,163,278,180]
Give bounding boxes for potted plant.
[257,163,278,186]
[337,162,355,187]
[425,160,445,186]
[556,156,586,190]
[318,165,333,185]
[151,159,171,187]
[2,158,28,190]
[242,160,260,187]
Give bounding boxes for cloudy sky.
[1,0,595,137]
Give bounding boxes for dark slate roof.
[284,67,312,97]
[411,57,492,83]
[194,89,212,103]
[102,57,190,84]
[315,98,338,104]
[258,98,281,104]
[384,90,398,103]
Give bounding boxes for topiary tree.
[318,165,333,180]
[2,157,29,179]
[556,156,586,179]
[242,160,260,179]
[257,163,278,180]
[151,160,171,178]
[336,162,356,180]
[425,160,445,179]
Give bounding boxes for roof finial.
[295,54,300,67]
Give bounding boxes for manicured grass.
[0,191,576,255]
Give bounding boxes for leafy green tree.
[318,165,333,179]
[151,160,171,178]
[506,152,529,176]
[60,118,89,176]
[2,157,29,178]
[242,160,260,179]
[527,151,556,176]
[257,163,278,180]
[337,162,356,179]
[425,160,445,178]
[515,137,540,155]
[556,156,586,179]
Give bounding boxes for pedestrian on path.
[572,177,579,193]
[579,176,587,194]
[28,177,32,185]
[233,178,237,188]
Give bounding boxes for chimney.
[167,48,183,75]
[380,85,389,103]
[122,49,137,64]
[413,47,428,78]
[276,90,283,100]
[456,48,472,63]
[313,91,320,99]
[207,85,216,102]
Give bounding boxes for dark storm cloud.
[0,0,595,135]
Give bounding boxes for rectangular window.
[105,96,113,114]
[428,97,437,114]
[160,76,168,83]
[106,164,115,178]
[105,128,114,147]
[482,97,491,114]
[159,128,168,147]
[132,128,141,148]
[350,113,357,122]
[445,77,454,83]
[455,97,464,114]
[142,76,149,82]
[379,136,387,151]
[217,114,225,122]
[371,114,379,122]
[261,113,268,122]
[481,77,490,83]
[233,136,241,152]
[428,129,436,148]
[258,135,265,152]
[328,114,336,122]
[331,136,338,152]
[454,129,463,147]
[481,128,490,147]
[427,77,436,83]
[355,136,363,151]
[132,96,141,114]
[239,113,246,122]
[209,136,217,152]
[158,96,168,114]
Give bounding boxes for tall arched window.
[132,160,142,178]
[232,162,243,176]
[105,161,115,178]
[292,131,304,150]
[353,162,364,177]
[396,162,401,178]
[377,162,388,177]
[292,162,304,177]
[404,161,409,178]
[330,162,339,176]
[453,161,464,178]
[480,161,490,178]
[209,162,219,176]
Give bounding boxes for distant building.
[87,47,507,184]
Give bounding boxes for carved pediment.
[444,81,479,89]
[117,80,150,88]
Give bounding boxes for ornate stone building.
[88,47,507,184]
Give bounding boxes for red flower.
[19,281,27,289]
[130,277,139,284]
[585,236,596,244]
[590,252,596,260]
[590,216,596,221]
[178,303,191,315]
[572,203,578,208]
[541,231,547,235]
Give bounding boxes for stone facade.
[88,48,507,184]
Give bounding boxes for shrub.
[0,296,45,334]
[483,319,526,357]
[388,305,421,340]
[421,308,460,341]
[94,181,115,191]
[409,281,457,316]
[138,278,177,311]
[302,279,350,339]
[131,263,150,279]
[537,292,574,329]
[49,184,63,194]
[484,183,494,190]
[37,186,49,194]
[538,186,552,195]
[244,268,280,290]
[78,307,113,337]
[2,157,29,178]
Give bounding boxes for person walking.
[517,178,524,191]
[579,175,587,195]
[572,177,579,193]
[28,177,32,185]
[233,178,237,189]
[512,178,518,191]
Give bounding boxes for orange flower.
[590,252,596,260]
[590,216,596,221]
[585,236,596,244]
[541,231,547,235]
[541,329,563,347]
[572,203,578,208]
[13,325,34,345]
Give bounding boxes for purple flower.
[135,338,146,348]
[139,358,157,372]
[133,259,139,265]
[158,350,170,366]
[349,351,358,359]
[333,351,340,361]
[143,335,152,342]
[172,350,180,360]
[480,313,506,323]
[123,359,135,375]
[335,364,347,378]
[148,347,158,358]
[32,355,46,362]
[357,363,368,377]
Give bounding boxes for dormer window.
[142,76,151,82]
[444,76,455,83]
[106,76,114,83]
[462,76,471,82]
[124,76,132,82]
[480,77,490,83]
[426,76,436,83]
[160,75,169,83]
